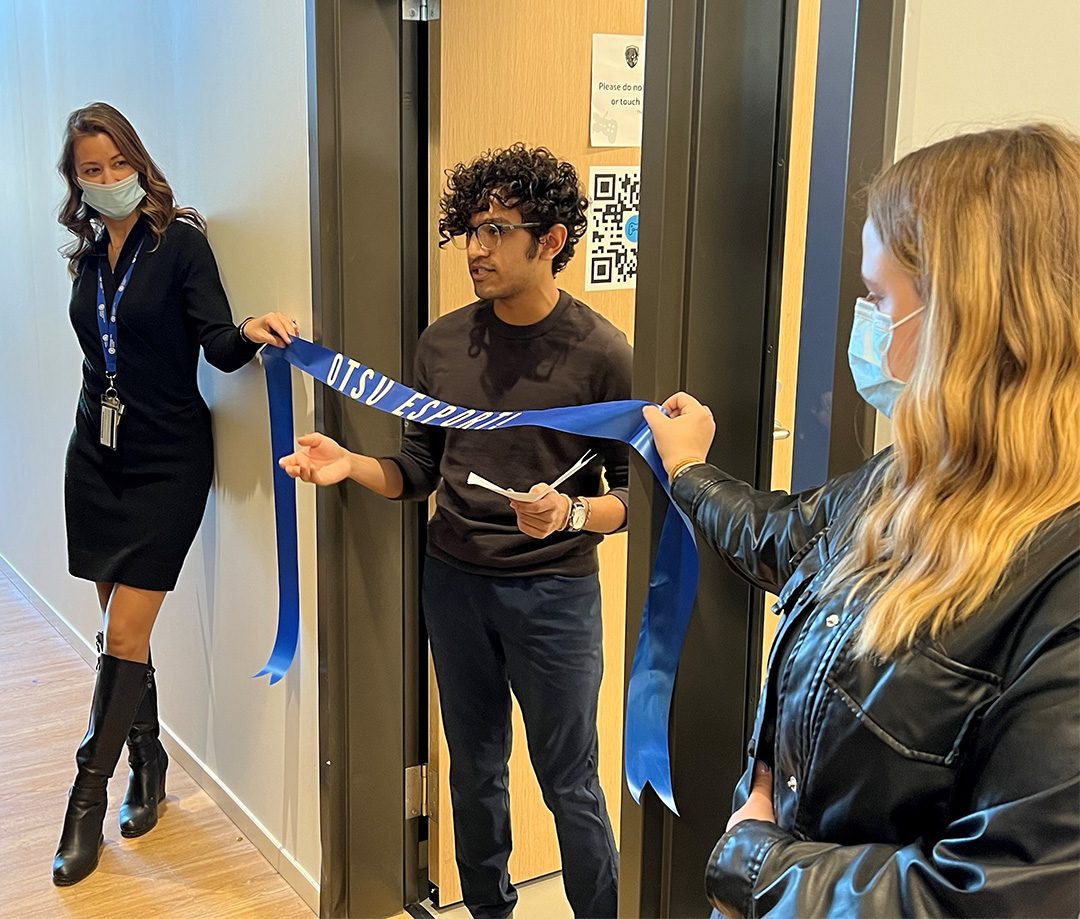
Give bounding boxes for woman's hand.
[642,391,716,478]
[726,761,776,832]
[279,433,353,486]
[511,484,571,539]
[242,312,298,348]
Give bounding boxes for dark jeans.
[423,555,619,919]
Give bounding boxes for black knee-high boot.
[92,632,168,839]
[52,652,152,886]
[119,646,168,838]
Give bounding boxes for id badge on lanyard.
[96,241,143,450]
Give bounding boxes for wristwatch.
[566,496,590,533]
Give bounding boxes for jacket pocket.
[827,643,1001,766]
[773,528,832,615]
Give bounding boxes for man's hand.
[279,432,353,486]
[726,760,776,832]
[510,484,572,539]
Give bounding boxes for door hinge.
[402,0,440,21]
[405,763,428,819]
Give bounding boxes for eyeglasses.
[449,222,542,251]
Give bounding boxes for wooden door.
[762,0,821,673]
[426,0,646,906]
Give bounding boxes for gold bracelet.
[669,457,705,484]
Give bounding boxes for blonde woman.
[646,124,1079,917]
[52,103,294,885]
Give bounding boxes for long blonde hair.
[57,103,205,278]
[824,123,1080,659]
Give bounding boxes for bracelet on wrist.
[669,457,705,484]
[238,316,255,342]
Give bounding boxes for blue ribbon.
[261,336,699,813]
[256,346,302,685]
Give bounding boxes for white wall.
[895,0,1080,156]
[876,0,1080,450]
[0,0,320,903]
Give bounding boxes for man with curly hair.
[282,145,629,918]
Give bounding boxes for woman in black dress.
[52,102,296,886]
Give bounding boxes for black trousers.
[423,556,619,919]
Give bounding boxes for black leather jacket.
[672,457,1080,918]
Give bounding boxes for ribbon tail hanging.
[255,346,302,684]
[623,500,699,814]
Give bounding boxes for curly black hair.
[438,144,589,276]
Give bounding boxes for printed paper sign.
[591,33,645,147]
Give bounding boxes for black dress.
[65,215,259,591]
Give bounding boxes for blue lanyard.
[95,240,144,380]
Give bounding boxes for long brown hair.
[824,123,1080,659]
[57,103,205,278]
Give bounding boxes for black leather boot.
[119,648,168,838]
[52,652,152,886]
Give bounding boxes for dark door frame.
[306,1,424,916]
[792,0,906,491]
[618,1,795,913]
[305,0,902,916]
[620,0,903,915]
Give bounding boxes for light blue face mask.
[77,172,146,220]
[847,297,924,417]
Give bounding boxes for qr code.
[585,166,641,291]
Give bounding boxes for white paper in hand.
[467,451,597,503]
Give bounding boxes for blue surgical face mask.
[77,172,146,220]
[847,297,924,417]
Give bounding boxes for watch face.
[570,502,588,530]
